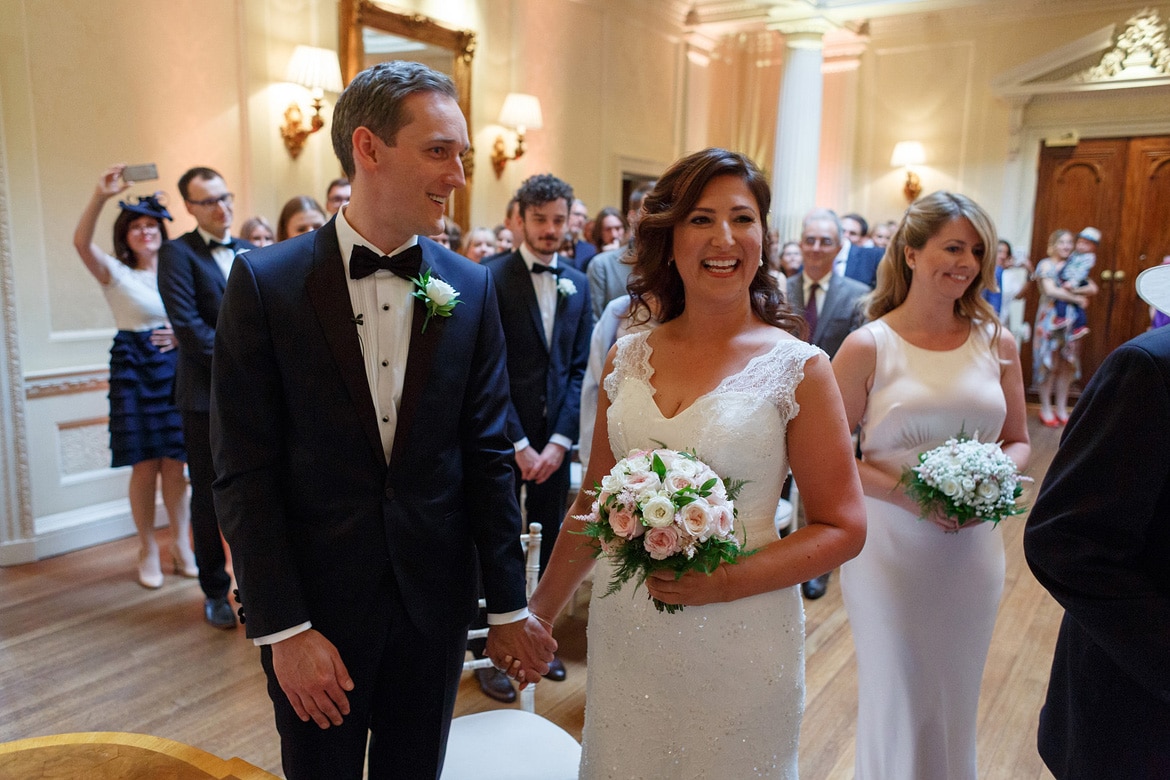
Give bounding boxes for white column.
[770,25,827,243]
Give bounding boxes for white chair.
[441,522,583,780]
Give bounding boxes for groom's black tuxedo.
[483,250,591,570]
[211,222,527,775]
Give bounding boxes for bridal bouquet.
[901,430,1031,528]
[579,448,747,613]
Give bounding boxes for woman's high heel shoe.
[170,544,199,578]
[1039,412,1061,428]
[138,549,164,589]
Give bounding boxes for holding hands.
[485,614,558,687]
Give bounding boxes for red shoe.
[1056,413,1069,425]
[1039,412,1060,428]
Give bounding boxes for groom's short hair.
[331,60,458,179]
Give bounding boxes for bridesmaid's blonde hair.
[866,192,1001,337]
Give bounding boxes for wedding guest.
[211,60,553,778]
[493,224,514,253]
[1032,229,1098,427]
[461,226,497,263]
[158,166,253,628]
[528,148,865,778]
[72,164,194,590]
[590,206,627,253]
[870,219,896,249]
[788,208,869,600]
[567,198,597,270]
[1025,263,1170,778]
[324,177,350,215]
[587,182,655,320]
[779,240,803,277]
[483,173,592,684]
[841,212,870,245]
[277,196,327,242]
[832,191,1030,780]
[239,216,275,247]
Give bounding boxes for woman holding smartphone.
[73,164,195,589]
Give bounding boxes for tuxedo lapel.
[510,252,549,353]
[305,225,385,466]
[389,251,442,469]
[183,231,229,291]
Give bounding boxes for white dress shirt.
[196,226,236,280]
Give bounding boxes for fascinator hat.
[1136,257,1170,314]
[118,193,173,222]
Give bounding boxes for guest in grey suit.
[787,208,867,598]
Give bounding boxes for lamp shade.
[286,45,343,93]
[498,93,543,131]
[890,141,926,168]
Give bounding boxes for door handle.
[1100,269,1113,281]
[1114,269,1126,282]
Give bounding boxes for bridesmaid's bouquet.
[578,447,748,614]
[901,430,1031,527]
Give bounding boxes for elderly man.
[787,208,868,598]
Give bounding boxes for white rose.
[939,478,963,499]
[641,494,676,528]
[976,480,1000,502]
[679,499,713,540]
[557,278,577,297]
[426,278,458,305]
[669,457,701,478]
[600,473,624,494]
[960,476,976,493]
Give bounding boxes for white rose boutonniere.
[557,277,577,298]
[409,270,462,333]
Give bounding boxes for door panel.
[1117,138,1170,343]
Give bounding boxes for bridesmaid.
[832,192,1030,779]
[73,164,195,588]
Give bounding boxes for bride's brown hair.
[627,148,804,337]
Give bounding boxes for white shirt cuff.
[487,607,530,626]
[252,621,312,646]
[548,434,573,451]
[514,437,531,452]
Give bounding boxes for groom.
[210,61,555,779]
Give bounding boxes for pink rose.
[643,526,682,560]
[710,504,735,538]
[665,473,697,493]
[625,470,662,495]
[608,505,644,539]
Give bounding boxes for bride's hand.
[646,566,730,607]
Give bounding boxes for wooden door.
[1024,135,1170,386]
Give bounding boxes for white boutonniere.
[410,270,462,333]
[557,277,578,298]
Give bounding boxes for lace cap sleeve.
[719,339,824,423]
[603,330,653,400]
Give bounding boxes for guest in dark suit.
[1024,264,1170,779]
[158,166,253,628]
[568,198,597,270]
[483,173,592,683]
[788,208,867,599]
[210,61,555,780]
[843,242,885,288]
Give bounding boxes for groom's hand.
[486,616,557,689]
[271,629,354,729]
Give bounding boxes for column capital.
[768,14,834,48]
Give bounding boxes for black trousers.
[180,410,231,600]
[263,572,467,779]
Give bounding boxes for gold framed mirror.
[339,0,476,234]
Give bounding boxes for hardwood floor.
[0,412,1066,778]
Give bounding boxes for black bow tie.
[208,238,233,250]
[349,244,423,281]
[530,262,561,275]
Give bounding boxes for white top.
[101,257,169,332]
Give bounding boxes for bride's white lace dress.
[579,330,821,780]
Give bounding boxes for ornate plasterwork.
[1076,7,1170,82]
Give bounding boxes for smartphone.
[122,163,158,183]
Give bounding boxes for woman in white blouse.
[73,164,195,589]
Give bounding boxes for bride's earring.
[758,255,764,267]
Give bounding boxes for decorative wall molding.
[1076,7,1170,82]
[24,367,109,399]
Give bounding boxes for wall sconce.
[281,45,344,160]
[491,93,543,178]
[890,141,926,203]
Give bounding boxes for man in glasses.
[158,166,254,629]
[786,208,867,600]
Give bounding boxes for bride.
[527,148,866,778]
